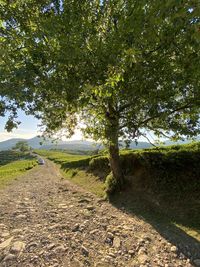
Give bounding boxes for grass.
[0,151,37,188]
[35,149,90,165]
[61,169,105,198]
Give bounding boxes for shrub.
[105,173,118,195]
[89,156,109,172]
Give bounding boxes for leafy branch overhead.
[0,0,200,184]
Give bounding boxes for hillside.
[1,135,199,152]
[0,136,152,151]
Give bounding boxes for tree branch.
[139,133,158,148]
[139,103,193,127]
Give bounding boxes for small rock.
[103,255,114,262]
[107,232,114,240]
[81,245,89,257]
[128,250,135,256]
[49,224,61,230]
[72,223,80,232]
[81,209,92,218]
[10,241,26,254]
[53,245,66,253]
[108,252,116,258]
[137,254,149,264]
[90,229,99,235]
[113,237,121,248]
[0,237,14,250]
[86,205,95,211]
[27,242,38,252]
[138,247,147,255]
[12,229,23,234]
[194,259,200,267]
[16,214,27,219]
[78,198,90,204]
[47,243,56,250]
[95,263,110,267]
[3,253,16,261]
[1,231,10,238]
[170,246,177,253]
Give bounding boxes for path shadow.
[110,188,200,265]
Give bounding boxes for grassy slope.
[0,151,37,188]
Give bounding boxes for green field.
[35,149,89,163]
[0,151,37,188]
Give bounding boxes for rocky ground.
[0,160,199,267]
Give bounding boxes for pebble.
[90,229,99,235]
[47,243,56,250]
[53,245,66,253]
[12,229,23,234]
[0,237,14,250]
[128,250,135,256]
[1,231,10,238]
[16,214,27,219]
[170,246,177,253]
[72,223,80,232]
[107,232,114,240]
[10,241,26,254]
[81,245,89,256]
[86,205,95,211]
[113,237,121,248]
[137,254,149,264]
[3,253,16,261]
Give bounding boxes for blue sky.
[0,110,40,141]
[0,110,83,141]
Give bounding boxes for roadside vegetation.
[36,141,200,241]
[0,151,37,188]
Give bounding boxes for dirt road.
[0,160,195,266]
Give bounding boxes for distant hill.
[163,136,200,146]
[0,136,152,151]
[0,138,25,151]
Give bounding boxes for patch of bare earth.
[0,160,197,266]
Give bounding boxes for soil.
[0,160,197,266]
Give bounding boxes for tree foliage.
[12,141,30,152]
[1,0,200,183]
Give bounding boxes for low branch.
[139,133,158,148]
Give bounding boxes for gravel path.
[0,160,197,266]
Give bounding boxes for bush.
[61,158,90,169]
[89,156,109,172]
[105,173,118,195]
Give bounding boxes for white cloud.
[0,130,38,142]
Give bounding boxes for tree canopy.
[12,141,30,152]
[1,0,200,183]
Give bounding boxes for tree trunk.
[108,125,124,189]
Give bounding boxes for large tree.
[12,141,30,152]
[1,0,200,186]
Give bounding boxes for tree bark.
[109,138,124,189]
[107,121,124,189]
